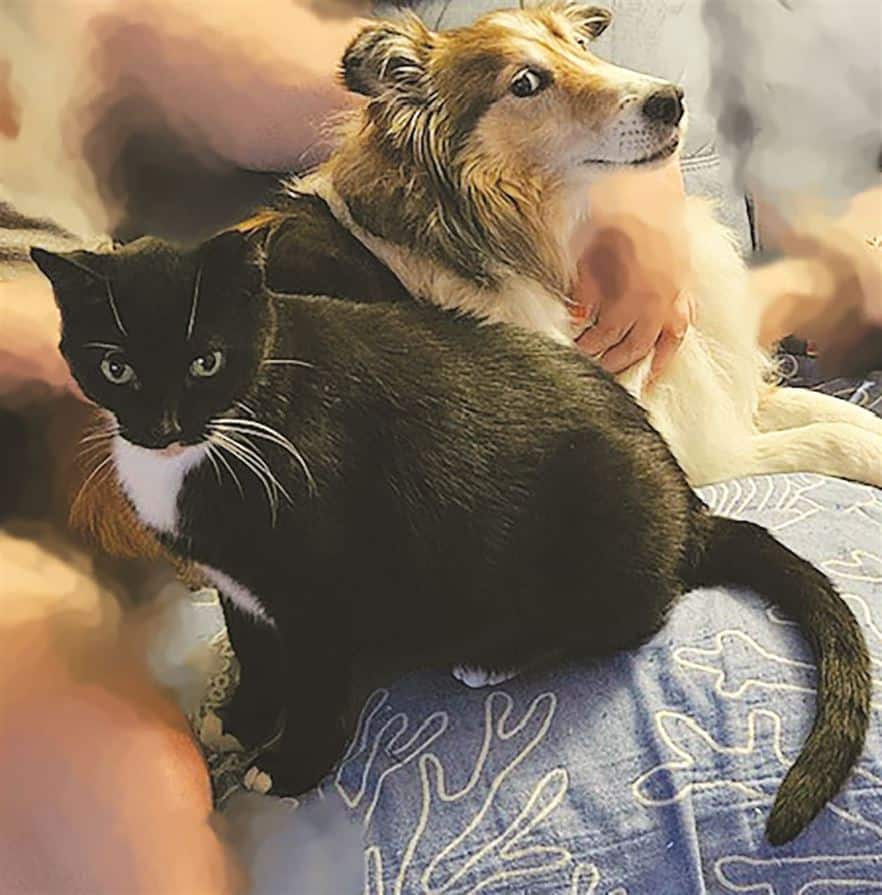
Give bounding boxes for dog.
[298,1,882,488]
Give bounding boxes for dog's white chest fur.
[113,438,208,534]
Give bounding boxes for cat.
[31,231,869,845]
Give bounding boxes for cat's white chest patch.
[196,565,274,627]
[113,437,208,535]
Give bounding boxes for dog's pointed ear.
[341,14,433,99]
[559,4,612,41]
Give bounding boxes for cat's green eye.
[100,354,135,385]
[190,350,224,379]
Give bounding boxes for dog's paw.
[452,664,519,689]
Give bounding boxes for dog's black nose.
[642,86,685,126]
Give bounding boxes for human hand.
[573,159,693,379]
[573,226,694,377]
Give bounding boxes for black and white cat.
[31,231,869,845]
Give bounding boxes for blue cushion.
[325,473,882,893]
[193,468,882,892]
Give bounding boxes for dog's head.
[341,2,684,187]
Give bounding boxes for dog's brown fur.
[325,4,622,294]
[302,2,882,491]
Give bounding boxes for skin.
[16,0,372,169]
[0,275,83,402]
[0,58,18,139]
[577,162,882,376]
[572,156,693,377]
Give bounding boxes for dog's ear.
[557,4,612,41]
[341,14,433,99]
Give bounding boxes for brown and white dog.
[300,1,882,488]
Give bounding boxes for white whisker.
[212,417,317,496]
[210,429,286,523]
[208,439,244,498]
[215,434,278,519]
[205,445,224,488]
[225,432,295,509]
[80,414,118,434]
[261,359,315,369]
[73,454,115,509]
[186,263,203,341]
[79,426,119,446]
[234,400,257,418]
[75,425,118,465]
[76,442,114,465]
[104,278,127,336]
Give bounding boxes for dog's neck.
[302,132,589,342]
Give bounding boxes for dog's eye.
[510,68,549,99]
[100,352,136,386]
[190,349,224,379]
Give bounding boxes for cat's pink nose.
[157,442,187,457]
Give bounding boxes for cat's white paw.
[452,665,518,689]
[243,765,273,794]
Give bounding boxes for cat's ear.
[30,247,106,295]
[198,229,263,294]
[199,229,249,263]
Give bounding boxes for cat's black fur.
[256,194,412,305]
[31,231,870,845]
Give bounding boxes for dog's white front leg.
[744,421,882,487]
[757,385,882,436]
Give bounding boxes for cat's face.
[31,231,270,450]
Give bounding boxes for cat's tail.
[689,515,871,845]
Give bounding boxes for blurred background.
[0,0,878,245]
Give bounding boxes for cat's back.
[280,292,658,440]
[247,194,413,306]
